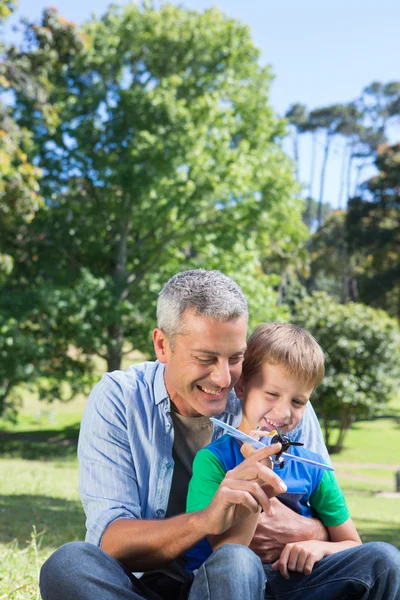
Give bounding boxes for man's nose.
[210,360,231,388]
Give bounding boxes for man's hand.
[249,499,329,563]
[271,540,326,578]
[201,442,287,536]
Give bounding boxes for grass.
[0,388,399,598]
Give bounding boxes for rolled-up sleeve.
[78,374,141,547]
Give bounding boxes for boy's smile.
[235,363,314,435]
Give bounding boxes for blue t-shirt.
[186,434,349,571]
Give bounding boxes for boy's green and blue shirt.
[186,433,349,571]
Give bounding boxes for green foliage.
[294,292,400,452]
[0,2,45,279]
[0,283,96,419]
[0,1,305,408]
[346,143,400,318]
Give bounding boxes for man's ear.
[152,328,170,364]
[234,374,246,400]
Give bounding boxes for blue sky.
[5,0,400,207]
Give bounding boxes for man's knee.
[364,541,400,570]
[211,543,263,575]
[40,541,102,597]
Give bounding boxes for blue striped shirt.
[78,360,330,547]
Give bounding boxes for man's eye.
[197,358,214,364]
[229,356,243,364]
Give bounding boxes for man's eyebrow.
[193,347,247,356]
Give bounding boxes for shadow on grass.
[357,518,400,549]
[0,493,86,549]
[0,424,80,460]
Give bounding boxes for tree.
[307,103,362,225]
[294,292,400,452]
[285,103,308,181]
[346,143,400,319]
[0,3,306,415]
[0,0,44,278]
[308,210,360,303]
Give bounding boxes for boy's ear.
[235,374,246,400]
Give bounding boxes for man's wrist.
[308,517,329,542]
[189,508,214,538]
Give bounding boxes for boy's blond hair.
[242,323,325,389]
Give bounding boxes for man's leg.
[264,541,400,599]
[39,541,176,600]
[188,544,265,600]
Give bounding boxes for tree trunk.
[346,149,354,207]
[293,130,299,181]
[338,142,348,209]
[330,409,352,453]
[317,133,331,225]
[308,131,317,199]
[106,325,124,371]
[106,214,130,372]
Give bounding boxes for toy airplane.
[210,417,334,472]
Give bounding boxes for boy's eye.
[293,398,306,406]
[266,392,279,397]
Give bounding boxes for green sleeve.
[310,470,350,527]
[186,449,226,513]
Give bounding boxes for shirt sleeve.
[309,469,350,527]
[186,449,226,513]
[78,374,141,547]
[291,402,331,466]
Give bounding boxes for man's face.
[153,310,247,417]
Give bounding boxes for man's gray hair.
[157,269,248,341]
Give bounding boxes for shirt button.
[156,509,165,517]
[165,461,171,469]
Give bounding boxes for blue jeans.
[40,540,400,600]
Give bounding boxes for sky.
[5,0,400,207]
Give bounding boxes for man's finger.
[244,442,282,462]
[221,479,274,515]
[218,487,261,514]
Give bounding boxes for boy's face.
[236,363,314,434]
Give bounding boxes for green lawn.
[0,390,399,599]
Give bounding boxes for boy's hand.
[271,540,326,578]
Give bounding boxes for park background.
[0,0,399,597]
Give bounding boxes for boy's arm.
[188,445,285,555]
[208,510,260,551]
[272,518,361,579]
[272,469,361,578]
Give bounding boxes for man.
[40,270,400,600]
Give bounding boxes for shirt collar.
[154,361,169,405]
[153,361,238,416]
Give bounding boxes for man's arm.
[102,443,287,571]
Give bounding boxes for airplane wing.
[210,417,334,472]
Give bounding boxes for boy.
[186,323,361,584]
